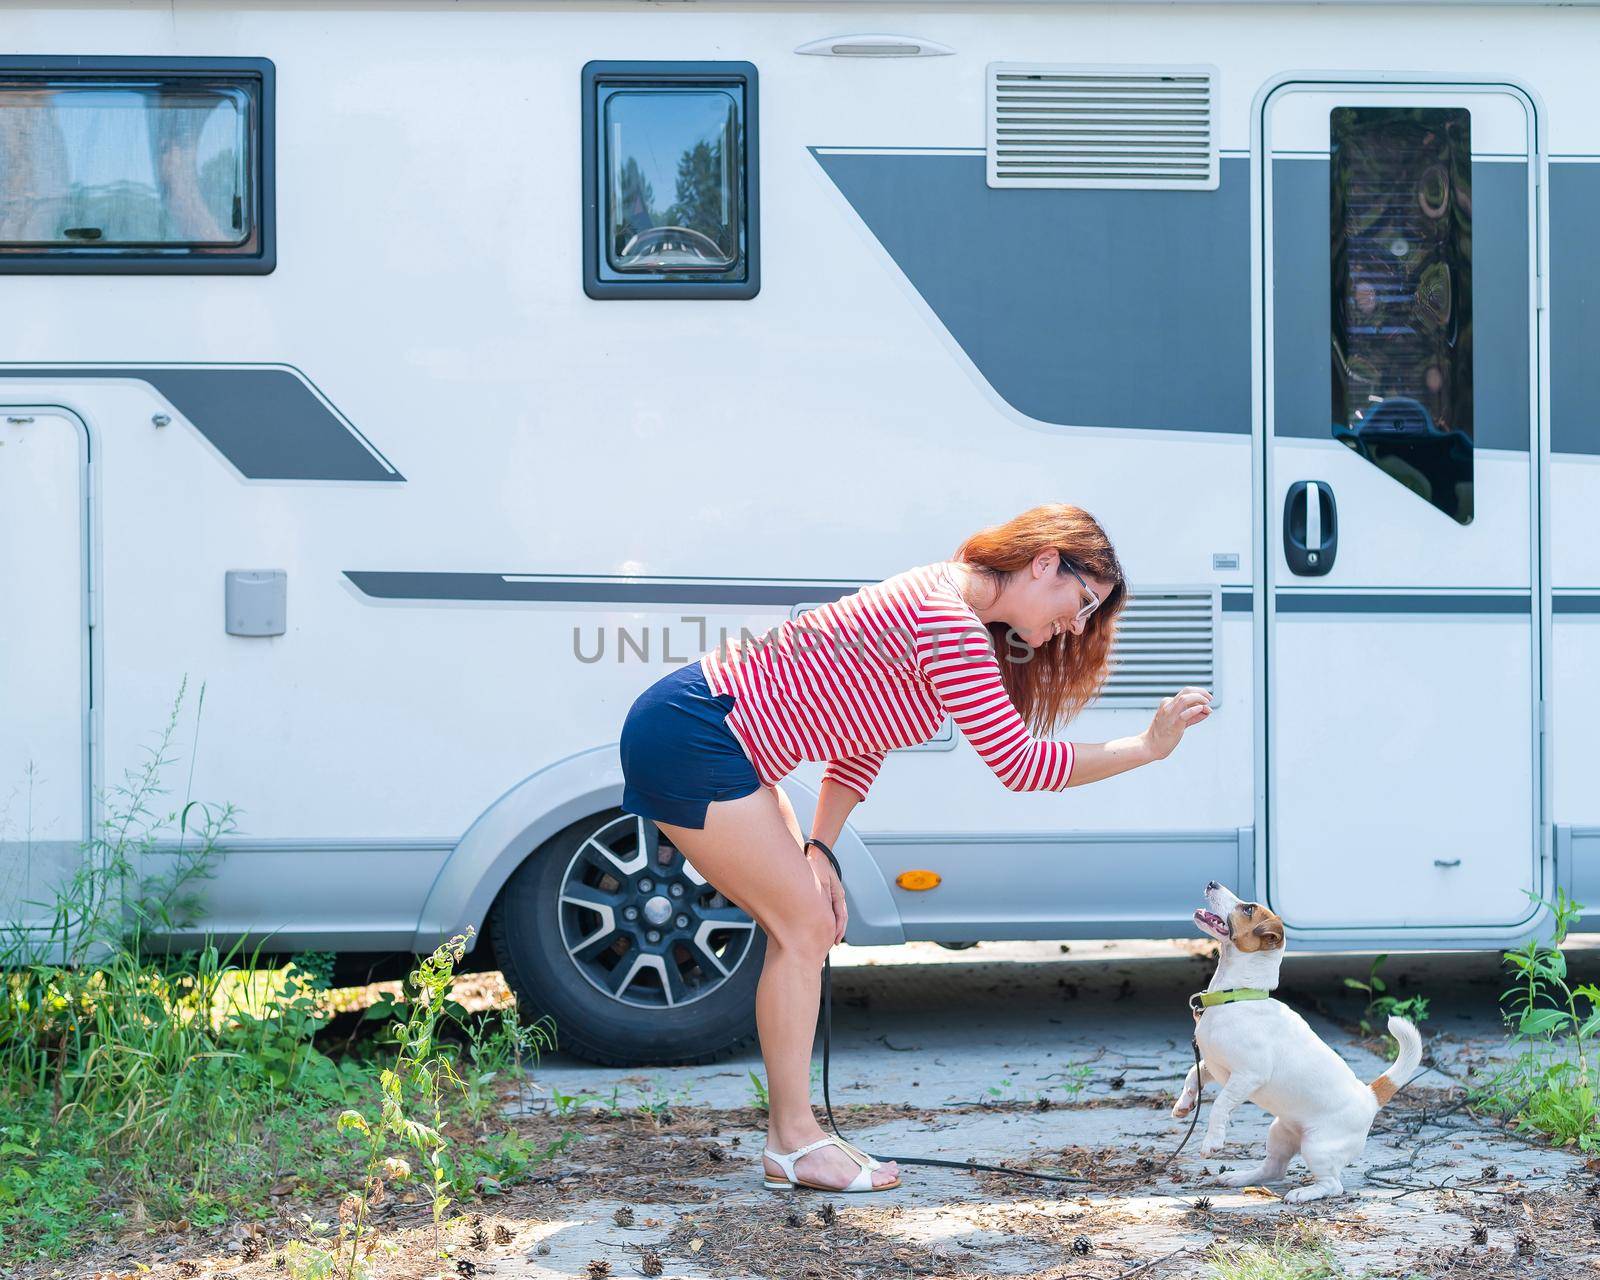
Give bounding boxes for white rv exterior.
[1,1,1595,1062]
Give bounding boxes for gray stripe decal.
[352,574,1565,616]
[812,150,1556,452]
[1555,594,1600,614]
[0,365,401,481]
[1275,592,1529,614]
[813,150,1252,435]
[1273,158,1530,453]
[346,571,864,607]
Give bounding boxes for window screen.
[1331,106,1473,524]
[583,62,758,300]
[0,59,273,273]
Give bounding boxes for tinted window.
[1331,106,1473,524]
[582,62,757,300]
[605,90,739,273]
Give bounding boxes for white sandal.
[761,1134,901,1192]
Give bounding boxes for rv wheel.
[490,809,763,1066]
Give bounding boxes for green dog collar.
[1190,988,1272,1015]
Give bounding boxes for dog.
[1170,881,1423,1203]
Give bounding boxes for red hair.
[952,504,1127,736]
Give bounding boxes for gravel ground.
[471,937,1600,1279]
[39,938,1600,1280]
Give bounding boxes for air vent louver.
[987,62,1219,190]
[1094,587,1219,709]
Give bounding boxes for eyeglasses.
[1060,558,1102,625]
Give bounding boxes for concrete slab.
[477,940,1599,1279]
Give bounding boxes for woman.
[618,504,1213,1193]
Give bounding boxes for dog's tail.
[1370,1016,1423,1107]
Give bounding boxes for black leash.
[819,948,1089,1183]
[1159,1034,1205,1174]
[805,837,1206,1186]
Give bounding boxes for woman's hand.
[1143,686,1213,761]
[806,844,849,945]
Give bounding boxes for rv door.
[1259,81,1543,931]
[0,409,91,939]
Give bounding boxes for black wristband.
[804,837,841,875]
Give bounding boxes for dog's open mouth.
[1194,908,1230,937]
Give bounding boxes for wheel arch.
[410,745,906,954]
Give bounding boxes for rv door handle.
[1283,480,1337,576]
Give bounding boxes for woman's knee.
[765,893,835,961]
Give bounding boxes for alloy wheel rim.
[556,814,757,1009]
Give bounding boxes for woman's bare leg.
[654,786,898,1189]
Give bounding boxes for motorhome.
[2,0,1593,1065]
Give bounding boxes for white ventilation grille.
[1094,587,1219,709]
[987,62,1219,190]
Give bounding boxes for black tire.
[490,807,765,1066]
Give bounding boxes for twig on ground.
[1367,1174,1553,1198]
[1062,1246,1194,1280]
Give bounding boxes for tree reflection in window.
[1331,107,1473,524]
[606,90,739,274]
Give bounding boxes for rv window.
[0,58,273,273]
[1330,106,1472,524]
[605,91,738,274]
[583,62,758,299]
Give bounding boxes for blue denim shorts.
[620,660,763,829]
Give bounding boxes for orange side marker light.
[895,870,942,892]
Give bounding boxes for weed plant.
[1342,954,1430,1049]
[0,682,560,1263]
[1471,888,1600,1149]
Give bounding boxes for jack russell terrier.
[1171,881,1423,1203]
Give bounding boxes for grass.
[1204,1239,1342,1280]
[1202,1224,1426,1280]
[1470,888,1600,1149]
[1342,953,1430,1048]
[0,681,563,1265]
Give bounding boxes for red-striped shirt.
[699,560,1075,801]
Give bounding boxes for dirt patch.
[660,1200,963,1280]
[1374,1176,1600,1278]
[19,1094,1600,1280]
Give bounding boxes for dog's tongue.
[1195,908,1230,936]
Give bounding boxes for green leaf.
[1542,950,1569,981]
[1518,1008,1572,1036]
